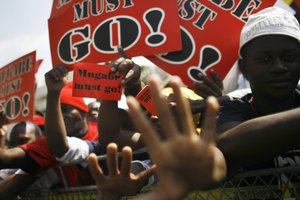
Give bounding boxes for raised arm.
[44,65,69,157]
[98,47,144,150]
[98,99,144,150]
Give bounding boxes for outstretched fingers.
[120,146,133,177]
[87,153,105,184]
[148,75,178,139]
[169,76,195,137]
[201,96,220,144]
[127,96,161,158]
[106,143,119,177]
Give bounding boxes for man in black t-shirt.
[217,6,300,184]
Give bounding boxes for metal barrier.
[19,150,300,200]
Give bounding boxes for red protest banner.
[0,51,36,124]
[48,0,181,70]
[50,0,73,18]
[147,0,276,88]
[136,85,157,116]
[73,62,124,100]
[35,59,43,74]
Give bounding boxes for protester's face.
[87,102,100,122]
[9,123,37,147]
[61,104,87,137]
[241,35,300,100]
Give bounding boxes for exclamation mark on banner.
[188,45,221,81]
[110,19,120,49]
[143,8,166,47]
[22,93,30,116]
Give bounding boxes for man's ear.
[238,59,248,80]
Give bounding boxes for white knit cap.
[239,7,300,58]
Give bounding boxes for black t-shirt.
[217,90,300,189]
[218,90,300,127]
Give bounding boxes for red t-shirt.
[20,136,59,174]
[19,123,99,174]
[84,122,98,141]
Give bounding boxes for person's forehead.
[88,102,100,109]
[61,103,86,117]
[243,35,300,54]
[11,123,34,138]
[23,127,35,137]
[61,103,77,110]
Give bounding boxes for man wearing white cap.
[217,6,300,171]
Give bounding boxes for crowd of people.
[0,6,299,200]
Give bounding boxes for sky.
[0,1,53,88]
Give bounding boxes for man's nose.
[270,58,288,73]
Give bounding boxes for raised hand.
[193,69,224,99]
[109,47,141,96]
[87,143,155,200]
[44,64,69,157]
[44,64,68,92]
[127,75,227,200]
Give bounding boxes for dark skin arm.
[217,107,300,177]
[44,65,69,157]
[0,147,40,198]
[98,47,144,150]
[0,148,28,169]
[98,100,144,150]
[0,173,37,199]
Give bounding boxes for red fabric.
[85,121,99,141]
[19,136,59,174]
[295,0,300,9]
[35,59,43,74]
[32,115,45,125]
[55,165,95,187]
[58,123,98,186]
[19,123,98,174]
[60,81,88,113]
